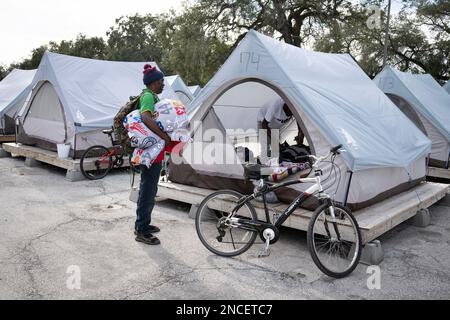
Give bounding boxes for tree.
[10,45,48,70]
[52,34,107,59]
[159,6,232,85]
[104,9,231,86]
[0,65,8,81]
[10,35,107,70]
[195,0,354,48]
[313,1,449,82]
[106,14,166,62]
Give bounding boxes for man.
[134,64,174,245]
[257,97,304,157]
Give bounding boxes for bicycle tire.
[196,190,258,257]
[307,202,362,278]
[80,145,113,180]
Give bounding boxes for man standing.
[134,64,173,245]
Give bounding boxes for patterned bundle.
[124,99,190,167]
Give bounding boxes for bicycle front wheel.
[80,145,113,180]
[307,203,362,278]
[196,190,258,257]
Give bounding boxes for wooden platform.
[1,142,130,181]
[0,135,15,143]
[427,166,450,180]
[156,181,449,245]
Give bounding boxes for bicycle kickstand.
[257,237,271,258]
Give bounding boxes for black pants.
[135,162,162,235]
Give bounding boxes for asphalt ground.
[0,156,449,299]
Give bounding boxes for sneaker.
[135,233,160,245]
[134,225,160,235]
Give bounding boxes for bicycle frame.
[229,152,339,231]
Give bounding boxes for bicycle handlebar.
[330,144,343,155]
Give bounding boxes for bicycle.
[195,144,362,278]
[79,128,139,180]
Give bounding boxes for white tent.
[374,66,450,168]
[17,51,177,157]
[0,69,36,134]
[169,30,431,210]
[165,75,194,108]
[188,85,202,97]
[444,81,450,95]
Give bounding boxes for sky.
[0,0,184,66]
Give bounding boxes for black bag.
[279,143,310,163]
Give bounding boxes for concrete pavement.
[0,156,449,299]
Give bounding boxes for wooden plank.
[2,143,77,170]
[1,142,131,172]
[355,182,448,243]
[157,181,448,244]
[427,166,450,180]
[0,135,15,143]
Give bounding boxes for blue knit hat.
[143,64,164,86]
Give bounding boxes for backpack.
[113,95,142,155]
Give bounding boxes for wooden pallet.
[427,166,450,180]
[0,135,15,143]
[156,181,449,245]
[1,142,130,181]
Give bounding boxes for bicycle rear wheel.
[307,203,362,278]
[196,190,258,257]
[80,145,113,180]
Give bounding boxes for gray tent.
[374,66,450,168]
[0,69,36,134]
[17,52,176,158]
[444,81,450,95]
[168,30,431,211]
[165,75,194,108]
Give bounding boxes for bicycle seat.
[102,129,114,135]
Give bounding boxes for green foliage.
[0,65,8,81]
[159,6,232,85]
[5,0,449,84]
[106,14,165,62]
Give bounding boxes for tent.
[165,75,194,108]
[444,81,450,95]
[0,69,36,134]
[374,66,450,168]
[17,51,177,158]
[188,85,202,97]
[168,30,431,211]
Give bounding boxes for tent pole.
[344,171,353,207]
